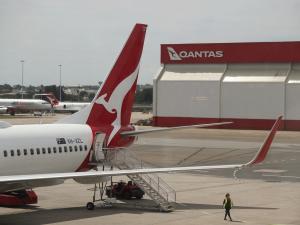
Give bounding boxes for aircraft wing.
[0,116,281,189]
[121,121,233,136]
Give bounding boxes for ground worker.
[223,193,233,221]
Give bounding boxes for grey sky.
[0,0,299,86]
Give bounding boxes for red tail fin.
[87,24,147,128]
[57,24,147,146]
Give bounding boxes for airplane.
[0,23,282,209]
[34,93,90,113]
[0,98,52,115]
[36,93,152,114]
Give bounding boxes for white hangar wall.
[154,64,225,124]
[154,42,300,130]
[286,64,300,130]
[221,63,288,119]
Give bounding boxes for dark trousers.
[224,209,232,220]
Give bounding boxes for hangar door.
[154,64,226,119]
[221,63,289,119]
[286,64,300,129]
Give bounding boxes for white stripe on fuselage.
[0,124,93,175]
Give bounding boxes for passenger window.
[69,146,73,152]
[10,150,14,157]
[74,146,78,152]
[23,149,27,156]
[17,149,21,156]
[59,147,62,153]
[4,150,7,157]
[36,148,40,155]
[48,147,51,154]
[84,145,88,151]
[64,146,68,153]
[53,147,57,153]
[42,148,46,154]
[30,148,34,155]
[79,145,83,151]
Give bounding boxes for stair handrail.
[108,149,176,202]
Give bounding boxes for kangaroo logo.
[95,66,139,145]
[167,47,182,60]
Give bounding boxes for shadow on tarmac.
[175,202,277,210]
[0,202,277,225]
[0,206,143,225]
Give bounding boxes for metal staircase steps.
[108,149,176,212]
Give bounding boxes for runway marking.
[262,174,300,179]
[176,147,205,166]
[181,170,209,174]
[190,148,246,165]
[254,169,287,173]
[201,211,210,215]
[137,137,300,153]
[270,224,291,225]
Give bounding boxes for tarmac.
[0,113,299,225]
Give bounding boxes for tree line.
[0,84,153,104]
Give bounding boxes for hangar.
[153,42,300,130]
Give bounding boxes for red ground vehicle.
[106,181,145,200]
[0,189,37,206]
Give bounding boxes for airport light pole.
[20,60,25,99]
[58,64,62,101]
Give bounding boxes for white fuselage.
[54,102,89,113]
[0,99,52,112]
[0,124,93,176]
[0,107,7,114]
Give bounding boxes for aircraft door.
[93,132,106,162]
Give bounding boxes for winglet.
[246,116,282,166]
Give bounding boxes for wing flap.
[0,164,241,184]
[121,122,233,136]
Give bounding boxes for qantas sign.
[167,47,223,60]
[162,42,300,64]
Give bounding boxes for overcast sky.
[0,0,299,86]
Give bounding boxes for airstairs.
[88,133,177,212]
[106,149,177,212]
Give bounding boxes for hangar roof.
[287,64,300,84]
[161,64,225,81]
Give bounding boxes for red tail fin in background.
[46,93,59,106]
